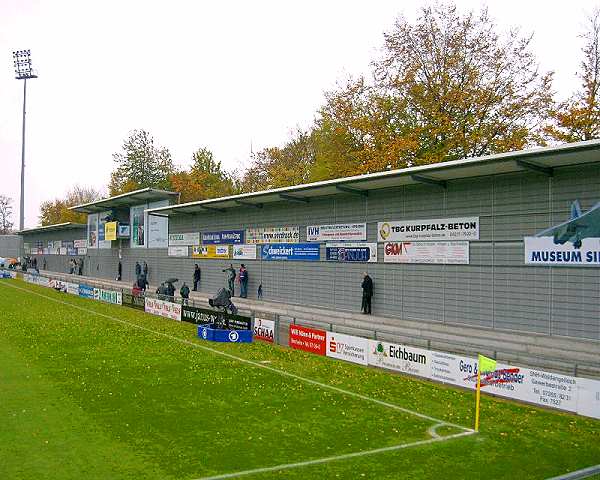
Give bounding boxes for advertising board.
[168,246,188,257]
[105,222,117,241]
[145,297,182,321]
[383,241,469,264]
[79,284,94,299]
[325,243,377,263]
[246,226,299,244]
[74,239,87,248]
[289,325,326,355]
[378,217,479,242]
[181,305,252,330]
[201,230,244,245]
[192,245,231,259]
[122,292,146,310]
[66,282,80,295]
[87,214,98,249]
[326,331,368,365]
[306,223,366,242]
[524,237,600,266]
[232,244,257,260]
[130,205,145,248]
[93,288,122,305]
[261,243,320,261]
[168,232,200,246]
[253,318,275,342]
[367,340,430,378]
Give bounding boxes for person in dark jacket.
[193,264,201,291]
[180,282,190,305]
[238,264,248,298]
[117,261,122,281]
[135,262,141,278]
[143,261,148,277]
[222,264,236,296]
[361,272,373,314]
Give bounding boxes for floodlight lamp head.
[12,49,38,79]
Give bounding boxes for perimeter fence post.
[275,314,281,345]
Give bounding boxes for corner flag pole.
[475,354,496,432]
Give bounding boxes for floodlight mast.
[13,49,38,232]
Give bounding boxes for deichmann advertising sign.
[181,305,252,330]
[524,237,600,266]
[201,230,245,245]
[122,292,146,310]
[168,246,188,257]
[246,226,299,244]
[232,244,257,260]
[306,223,367,242]
[253,318,275,342]
[383,241,470,264]
[289,325,326,355]
[326,331,368,365]
[261,243,320,261]
[325,243,377,263]
[93,288,122,305]
[377,217,479,242]
[168,232,200,246]
[192,245,231,259]
[145,297,182,321]
[367,340,430,378]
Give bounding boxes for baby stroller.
[209,287,238,315]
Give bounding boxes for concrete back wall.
[25,161,600,341]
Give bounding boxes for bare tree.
[0,196,14,234]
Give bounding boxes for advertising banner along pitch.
[246,226,299,244]
[261,243,320,261]
[378,217,479,242]
[181,305,252,330]
[383,241,469,264]
[253,318,275,342]
[325,243,377,262]
[192,245,231,259]
[145,297,182,320]
[289,324,326,355]
[306,223,367,242]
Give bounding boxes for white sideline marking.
[1,281,473,434]
[194,431,475,480]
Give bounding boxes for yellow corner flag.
[475,354,497,431]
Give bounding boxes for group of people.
[132,261,149,295]
[221,263,249,298]
[68,258,83,275]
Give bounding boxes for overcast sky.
[1,0,599,228]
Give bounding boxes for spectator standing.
[239,264,248,298]
[43,258,47,270]
[117,261,122,281]
[361,272,373,315]
[180,282,190,305]
[193,264,201,291]
[222,264,236,296]
[135,262,141,280]
[143,261,148,278]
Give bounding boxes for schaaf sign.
[325,243,377,263]
[181,305,252,330]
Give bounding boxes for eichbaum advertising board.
[367,340,430,378]
[306,223,367,242]
[253,318,275,343]
[168,232,200,246]
[524,237,600,266]
[232,244,257,260]
[326,331,368,365]
[191,245,231,259]
[383,241,469,264]
[93,288,122,305]
[325,243,377,263]
[378,217,479,242]
[145,297,182,321]
[261,243,320,261]
[246,226,299,244]
[168,246,188,257]
[289,325,326,355]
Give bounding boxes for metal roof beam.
[201,205,226,213]
[279,193,310,203]
[411,174,447,188]
[516,159,554,177]
[235,200,263,209]
[336,185,369,197]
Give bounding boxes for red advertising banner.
[289,324,326,356]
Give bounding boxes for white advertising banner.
[66,282,80,295]
[168,232,200,246]
[74,239,87,248]
[383,241,469,264]
[307,223,367,242]
[524,237,600,266]
[378,217,479,242]
[168,246,188,257]
[144,297,182,321]
[246,226,299,244]
[93,288,122,305]
[232,244,257,260]
[367,340,430,378]
[147,201,169,248]
[77,247,88,256]
[253,318,275,343]
[326,331,369,365]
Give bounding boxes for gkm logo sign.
[384,242,408,256]
[379,223,391,240]
[465,368,525,388]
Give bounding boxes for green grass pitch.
[0,278,598,479]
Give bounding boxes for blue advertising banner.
[202,230,244,245]
[79,284,94,299]
[261,243,320,261]
[326,243,377,263]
